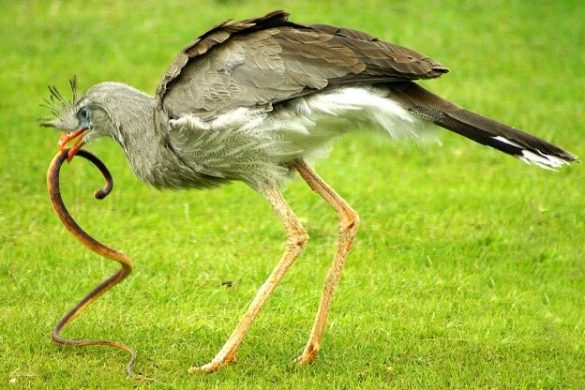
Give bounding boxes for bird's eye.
[77,107,91,122]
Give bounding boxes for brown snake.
[47,149,137,376]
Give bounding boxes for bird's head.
[42,78,140,160]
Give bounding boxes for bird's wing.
[156,10,448,119]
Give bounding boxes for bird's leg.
[190,184,308,373]
[293,160,360,365]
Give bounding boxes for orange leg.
[293,160,360,365]
[190,184,308,373]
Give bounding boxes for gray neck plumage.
[96,84,165,183]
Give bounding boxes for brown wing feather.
[156,10,296,104]
[156,10,448,119]
[309,24,448,80]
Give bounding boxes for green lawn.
[1,0,584,388]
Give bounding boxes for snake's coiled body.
[47,149,136,376]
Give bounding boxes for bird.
[42,10,577,373]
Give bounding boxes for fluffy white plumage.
[169,86,438,187]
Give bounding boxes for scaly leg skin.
[190,184,308,373]
[293,160,360,365]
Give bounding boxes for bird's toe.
[189,354,237,373]
[294,353,317,366]
[294,344,319,366]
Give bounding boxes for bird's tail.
[390,82,577,169]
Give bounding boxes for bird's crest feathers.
[41,76,79,128]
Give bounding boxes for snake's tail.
[50,268,136,375]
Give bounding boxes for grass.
[1,0,584,388]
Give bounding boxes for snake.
[46,149,137,376]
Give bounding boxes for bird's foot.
[189,353,237,373]
[294,343,319,366]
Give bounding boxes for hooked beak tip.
[58,128,88,160]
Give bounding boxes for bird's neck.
[101,84,170,185]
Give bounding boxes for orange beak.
[58,129,88,162]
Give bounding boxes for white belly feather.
[169,87,438,188]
